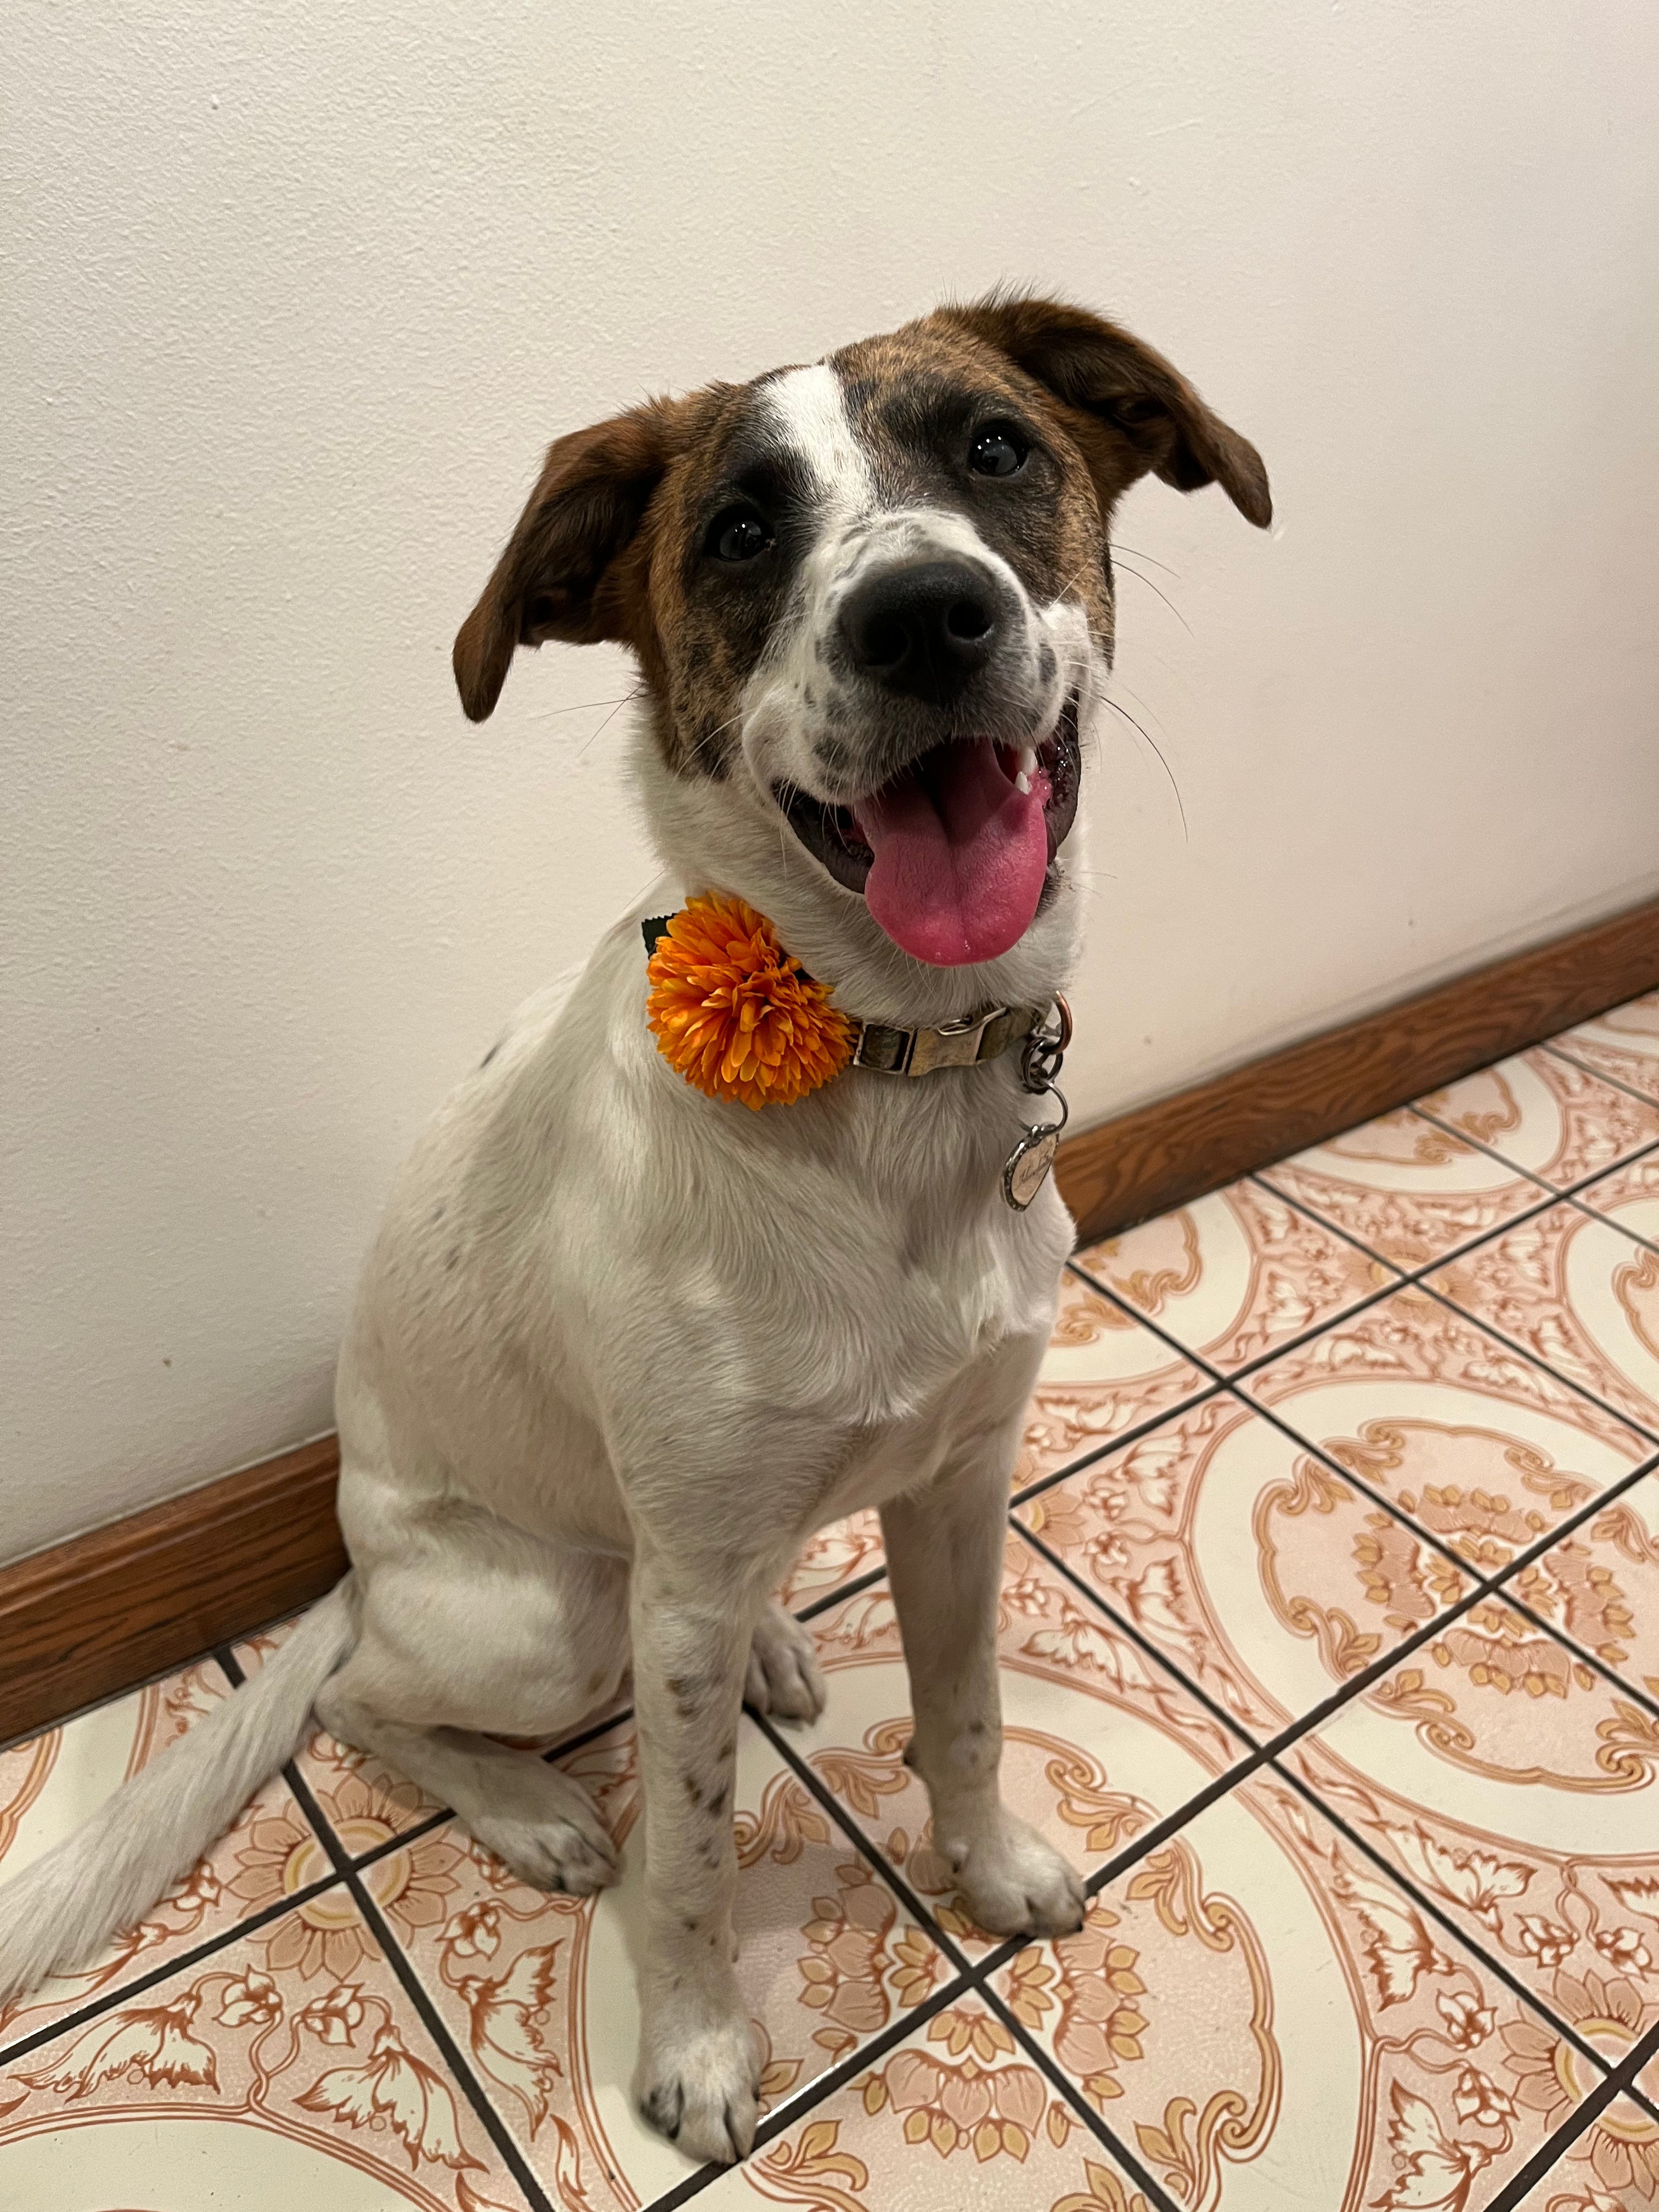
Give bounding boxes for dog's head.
[455,296,1268,989]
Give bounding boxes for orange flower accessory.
[646,893,854,1109]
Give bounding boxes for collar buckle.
[851,1005,1019,1077]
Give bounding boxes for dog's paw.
[945,1812,1086,1939]
[467,1768,619,1896]
[637,2004,760,2164]
[744,1602,827,1724]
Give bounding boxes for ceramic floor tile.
[1015,1394,1471,1742]
[1074,1177,1391,1374]
[0,1653,343,2056]
[1260,1107,1550,1270]
[776,1511,885,1613]
[787,1540,1248,1960]
[0,1882,531,2208]
[391,1713,951,2209]
[994,1770,1590,2211]
[1511,2100,1659,2208]
[1420,1048,1659,1194]
[1243,1286,1652,1570]
[699,1995,1159,2209]
[1550,996,1659,1106]
[1513,1474,1659,1711]
[1279,1595,1659,2039]
[1429,1206,1659,1437]
[1014,1269,1211,1494]
[1578,1150,1659,1253]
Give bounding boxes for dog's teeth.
[1014,745,1038,795]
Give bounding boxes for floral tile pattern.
[1075,1176,1391,1374]
[1261,1107,1555,1274]
[1551,994,1659,1105]
[1420,1047,1659,1194]
[8,987,1659,2206]
[0,1654,337,2057]
[786,1541,1248,1959]
[1518,1473,1659,1708]
[1513,2099,1659,2209]
[0,1885,533,2208]
[994,1772,1590,2209]
[395,1714,950,2209]
[1013,1270,1210,1495]
[1429,1205,1659,1437]
[1243,1285,1653,1567]
[1014,1393,1471,1741]
[776,1512,885,1613]
[1279,1593,1659,2030]
[1577,1149,1659,1252]
[701,1998,1159,2209]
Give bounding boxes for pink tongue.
[854,742,1050,967]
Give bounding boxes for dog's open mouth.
[780,695,1081,967]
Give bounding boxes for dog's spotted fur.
[0,295,1268,2174]
[454,298,1267,801]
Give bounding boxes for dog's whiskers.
[1111,558,1193,635]
[1109,538,1181,577]
[575,687,646,755]
[1101,691,1189,842]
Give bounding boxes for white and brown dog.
[0,295,1268,2163]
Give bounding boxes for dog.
[0,294,1268,2164]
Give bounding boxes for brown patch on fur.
[933,295,1271,527]
[451,294,1268,770]
[831,320,1116,656]
[454,398,686,721]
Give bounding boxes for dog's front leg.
[629,1540,761,2164]
[882,1444,1086,1939]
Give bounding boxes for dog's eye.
[968,422,1028,478]
[706,507,772,562]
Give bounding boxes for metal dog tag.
[1002,1122,1060,1209]
[1003,994,1073,1211]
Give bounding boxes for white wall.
[5,1,1658,1562]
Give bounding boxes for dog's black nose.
[840,559,999,706]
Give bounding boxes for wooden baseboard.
[4,891,1656,1748]
[1053,892,1659,1245]
[0,1437,343,1747]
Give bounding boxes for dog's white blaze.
[759,363,874,517]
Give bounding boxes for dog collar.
[641,895,1071,1208]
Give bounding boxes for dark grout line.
[1412,1273,1659,1447]
[1407,1098,1568,1191]
[1487,1582,1659,1728]
[280,1759,558,2212]
[1246,1166,1431,1277]
[976,1978,1185,2212]
[1009,1523,1257,1754]
[794,1565,887,1622]
[996,1456,1659,1953]
[744,1699,977,1976]
[1010,1371,1227,1512]
[1567,1182,1659,1262]
[1482,2009,1659,2212]
[1539,1037,1659,1114]
[0,1869,345,2068]
[647,1968,981,2209]
[1262,1758,1622,2087]
[1226,1381,1659,1602]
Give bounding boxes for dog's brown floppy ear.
[453,402,680,722]
[941,294,1272,528]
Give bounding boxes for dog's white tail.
[0,1579,355,2005]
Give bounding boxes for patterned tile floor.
[5,992,1659,2210]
